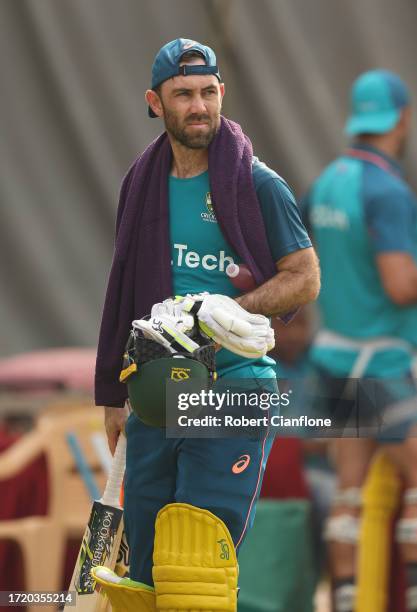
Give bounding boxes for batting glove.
[179,293,275,359]
[132,312,199,354]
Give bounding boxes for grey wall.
[1,0,416,356]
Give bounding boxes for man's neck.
[356,135,399,160]
[169,139,208,178]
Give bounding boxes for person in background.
[303,70,417,612]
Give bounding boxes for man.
[303,70,417,612]
[94,38,319,612]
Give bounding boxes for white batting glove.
[132,314,200,354]
[180,293,275,359]
[150,298,194,331]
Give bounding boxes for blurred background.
[0,1,416,611]
[1,0,417,356]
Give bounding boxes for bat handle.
[100,434,126,507]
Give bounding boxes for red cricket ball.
[226,263,257,291]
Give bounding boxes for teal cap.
[345,70,410,136]
[149,38,221,118]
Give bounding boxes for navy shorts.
[124,412,275,585]
[311,365,417,441]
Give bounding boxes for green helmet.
[120,328,216,428]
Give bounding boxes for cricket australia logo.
[170,367,191,381]
[201,192,217,223]
[217,539,230,560]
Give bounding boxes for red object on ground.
[0,429,48,609]
[0,347,96,608]
[261,438,310,499]
[0,429,80,610]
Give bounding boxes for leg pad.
[153,503,238,612]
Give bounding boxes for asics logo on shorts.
[232,454,251,474]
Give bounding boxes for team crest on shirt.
[201,192,217,223]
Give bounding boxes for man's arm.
[236,246,320,316]
[365,187,417,306]
[376,252,417,306]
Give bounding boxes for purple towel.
[95,117,277,406]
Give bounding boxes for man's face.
[151,60,225,149]
[397,106,412,158]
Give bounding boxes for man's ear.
[145,89,163,117]
[219,82,225,101]
[398,106,412,132]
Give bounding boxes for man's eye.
[176,91,189,97]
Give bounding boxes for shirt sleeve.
[365,188,417,254]
[298,188,313,235]
[257,178,312,262]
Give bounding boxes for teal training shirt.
[304,144,417,377]
[169,157,312,376]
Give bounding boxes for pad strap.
[334,583,356,612]
[333,488,362,508]
[324,514,360,543]
[180,295,203,316]
[404,488,417,505]
[396,518,417,544]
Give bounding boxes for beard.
[162,106,220,149]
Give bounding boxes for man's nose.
[189,94,207,114]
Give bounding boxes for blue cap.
[148,38,221,118]
[345,70,410,136]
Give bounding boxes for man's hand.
[104,405,129,455]
[376,252,417,306]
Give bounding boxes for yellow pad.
[356,452,401,612]
[153,503,238,612]
[91,566,156,612]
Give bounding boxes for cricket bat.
[66,434,127,611]
[89,431,130,580]
[90,431,130,580]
